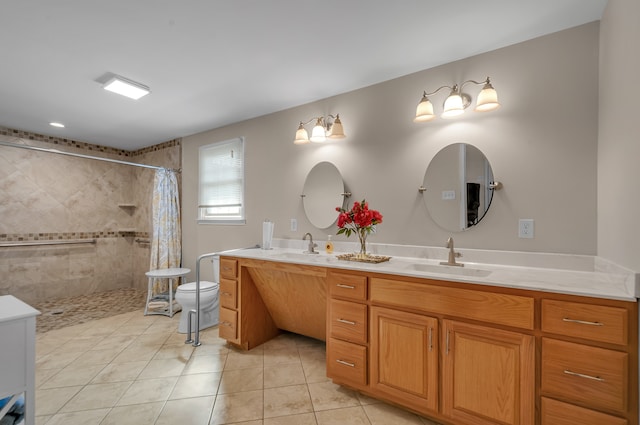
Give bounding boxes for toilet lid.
[178,281,218,293]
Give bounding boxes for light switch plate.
[290,218,297,232]
[518,219,534,238]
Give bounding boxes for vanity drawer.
[541,299,628,345]
[327,338,367,386]
[370,277,534,330]
[219,307,238,341]
[541,397,627,425]
[220,258,238,279]
[541,338,628,413]
[329,299,367,344]
[219,278,238,309]
[328,272,367,301]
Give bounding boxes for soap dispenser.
[325,235,334,254]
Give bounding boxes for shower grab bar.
[0,239,96,247]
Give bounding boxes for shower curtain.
[149,169,182,295]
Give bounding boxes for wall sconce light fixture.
[414,77,499,122]
[294,114,345,144]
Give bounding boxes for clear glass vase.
[357,228,368,259]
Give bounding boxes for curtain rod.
[0,139,181,173]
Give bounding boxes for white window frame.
[197,137,246,224]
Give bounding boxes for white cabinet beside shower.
[0,296,39,425]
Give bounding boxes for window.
[198,137,245,224]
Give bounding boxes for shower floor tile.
[33,288,146,333]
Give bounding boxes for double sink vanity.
[217,241,638,425]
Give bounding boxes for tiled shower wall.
[0,127,181,304]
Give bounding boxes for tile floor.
[35,309,442,425]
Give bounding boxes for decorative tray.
[336,253,391,264]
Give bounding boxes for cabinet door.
[442,320,534,425]
[370,306,438,413]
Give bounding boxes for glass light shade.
[103,77,150,100]
[414,95,435,122]
[310,118,327,143]
[293,124,310,144]
[474,84,500,112]
[442,91,465,118]
[328,115,345,139]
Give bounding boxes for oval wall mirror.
[423,143,497,232]
[302,161,345,229]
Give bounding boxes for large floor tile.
[155,395,215,425]
[59,381,132,412]
[308,381,360,412]
[40,408,110,425]
[315,406,371,425]
[116,376,178,405]
[218,367,263,394]
[99,401,164,425]
[263,384,313,419]
[210,389,264,425]
[169,372,222,399]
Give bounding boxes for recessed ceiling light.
[103,75,150,100]
[49,122,65,128]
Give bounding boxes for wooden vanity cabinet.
[369,276,535,424]
[442,320,534,425]
[217,256,638,425]
[327,271,369,390]
[218,256,280,349]
[218,258,239,343]
[370,306,438,413]
[540,298,637,425]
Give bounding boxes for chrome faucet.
[302,232,318,254]
[440,237,463,267]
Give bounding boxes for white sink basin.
[269,252,327,262]
[404,263,492,278]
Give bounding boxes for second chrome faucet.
[440,237,463,267]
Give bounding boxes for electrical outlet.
[518,219,534,238]
[290,218,297,232]
[442,190,456,200]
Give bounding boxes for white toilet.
[175,256,220,333]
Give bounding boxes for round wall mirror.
[302,162,345,229]
[423,143,497,232]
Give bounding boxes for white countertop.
[0,295,40,322]
[221,240,639,302]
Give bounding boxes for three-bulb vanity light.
[294,114,345,144]
[414,77,500,122]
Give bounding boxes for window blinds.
[198,137,245,222]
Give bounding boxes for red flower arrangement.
[336,199,383,257]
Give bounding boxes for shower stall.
[0,130,182,307]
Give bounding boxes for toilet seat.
[177,281,218,293]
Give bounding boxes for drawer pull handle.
[336,284,355,289]
[336,359,355,367]
[337,318,356,325]
[221,321,233,327]
[564,369,605,382]
[562,318,604,326]
[222,292,233,296]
